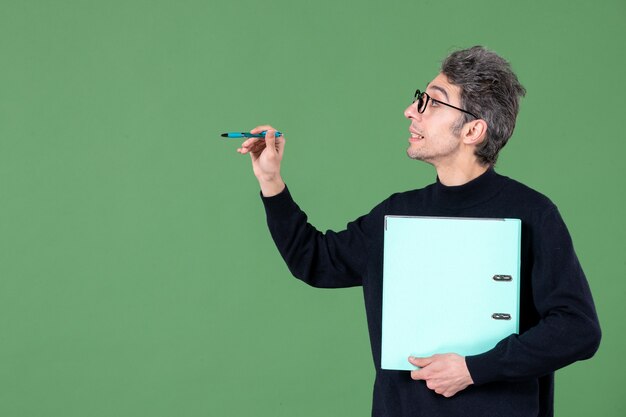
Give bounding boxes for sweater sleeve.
[465,206,601,384]
[260,185,375,288]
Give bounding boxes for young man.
[237,46,601,417]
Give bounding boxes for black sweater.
[261,168,601,417]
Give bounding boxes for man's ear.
[462,119,488,146]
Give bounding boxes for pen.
[221,131,283,138]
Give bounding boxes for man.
[237,46,601,417]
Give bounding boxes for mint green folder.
[381,216,521,371]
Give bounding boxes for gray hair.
[442,46,526,166]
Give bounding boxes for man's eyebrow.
[427,85,449,101]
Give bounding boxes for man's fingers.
[408,354,471,398]
[409,356,433,368]
[410,368,426,380]
[237,137,264,154]
[250,125,275,135]
[409,356,433,380]
[242,137,263,148]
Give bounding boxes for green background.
[1,0,624,415]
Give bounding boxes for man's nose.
[404,102,420,120]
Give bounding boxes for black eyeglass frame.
[413,89,479,120]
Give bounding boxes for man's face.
[404,73,466,165]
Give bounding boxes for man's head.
[405,46,525,167]
[441,46,526,166]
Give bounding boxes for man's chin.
[406,150,436,166]
[407,149,425,161]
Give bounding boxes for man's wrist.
[259,177,285,197]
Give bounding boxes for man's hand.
[409,354,474,398]
[237,125,285,197]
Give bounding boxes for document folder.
[381,216,521,371]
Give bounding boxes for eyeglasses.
[413,89,479,119]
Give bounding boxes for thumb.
[264,129,277,154]
[409,356,433,368]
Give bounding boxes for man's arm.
[238,124,372,289]
[405,206,601,397]
[464,206,601,384]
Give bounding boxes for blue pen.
[221,131,283,138]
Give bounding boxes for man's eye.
[430,99,439,107]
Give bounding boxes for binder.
[381,216,521,371]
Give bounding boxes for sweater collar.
[431,167,504,209]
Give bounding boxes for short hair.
[441,46,526,166]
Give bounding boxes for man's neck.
[435,162,490,186]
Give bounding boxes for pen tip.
[220,133,228,137]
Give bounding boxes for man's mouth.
[409,129,425,140]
